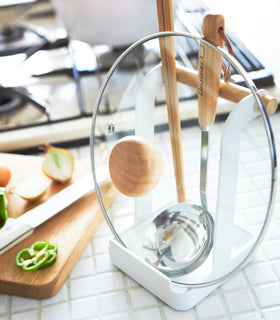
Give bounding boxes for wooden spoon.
[109,136,163,198]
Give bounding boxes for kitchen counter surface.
[1,110,280,320]
[1,0,280,319]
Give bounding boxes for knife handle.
[198,13,225,127]
[0,218,34,255]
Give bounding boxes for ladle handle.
[156,0,186,203]
[198,14,225,127]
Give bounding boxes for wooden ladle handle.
[198,14,225,126]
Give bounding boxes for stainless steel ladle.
[143,203,214,276]
[140,10,223,277]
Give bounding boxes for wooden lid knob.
[109,136,163,198]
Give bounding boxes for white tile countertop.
[1,111,280,320]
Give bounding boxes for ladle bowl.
[143,203,214,276]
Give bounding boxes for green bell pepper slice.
[15,240,58,271]
[0,187,8,222]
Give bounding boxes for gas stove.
[0,0,278,153]
[0,0,123,152]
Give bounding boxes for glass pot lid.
[90,31,277,288]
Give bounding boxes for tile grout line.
[65,278,72,320]
[7,296,11,320]
[241,264,265,318]
[89,236,103,320]
[121,274,135,320]
[38,297,42,320]
[157,300,167,320]
[217,286,233,320]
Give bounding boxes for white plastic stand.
[109,65,264,310]
[213,91,267,274]
[134,64,162,222]
[109,238,221,311]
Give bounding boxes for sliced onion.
[42,144,74,183]
[14,176,50,201]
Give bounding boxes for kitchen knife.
[0,165,109,255]
[198,14,225,210]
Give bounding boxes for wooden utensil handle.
[198,14,225,126]
[156,0,186,202]
[176,65,278,115]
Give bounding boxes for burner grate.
[0,24,24,43]
[0,87,26,114]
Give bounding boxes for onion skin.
[0,161,11,187]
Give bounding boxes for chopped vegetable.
[16,240,58,271]
[0,160,11,187]
[0,187,8,222]
[13,176,50,201]
[42,144,74,183]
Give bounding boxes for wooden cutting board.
[0,152,116,299]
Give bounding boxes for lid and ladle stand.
[90,0,277,311]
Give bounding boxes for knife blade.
[198,14,225,210]
[0,165,109,255]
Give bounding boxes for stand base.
[109,239,221,311]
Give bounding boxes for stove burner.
[0,25,24,44]
[0,87,26,114]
